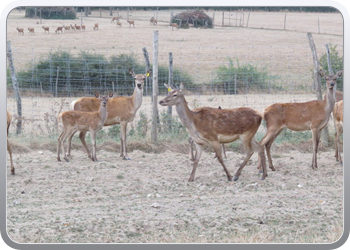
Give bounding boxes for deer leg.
[60,132,71,162]
[57,131,65,161]
[334,130,338,161]
[189,142,203,181]
[212,141,232,181]
[7,139,15,175]
[120,122,130,160]
[252,138,268,180]
[189,138,197,162]
[234,135,255,181]
[311,128,320,169]
[79,131,91,159]
[66,131,77,158]
[90,132,98,162]
[222,144,227,159]
[259,128,283,172]
[336,125,343,164]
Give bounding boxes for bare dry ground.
[7,145,343,243]
[6,9,344,244]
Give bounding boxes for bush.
[25,7,76,19]
[214,58,270,94]
[319,44,344,91]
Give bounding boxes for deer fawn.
[7,111,15,175]
[257,69,343,171]
[159,83,267,182]
[68,70,150,160]
[57,93,113,162]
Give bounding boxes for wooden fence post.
[151,31,159,143]
[167,52,174,131]
[142,47,151,96]
[7,41,22,134]
[307,32,328,146]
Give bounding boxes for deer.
[67,69,151,160]
[63,25,71,32]
[127,20,135,28]
[7,111,15,175]
[27,27,35,34]
[42,26,49,34]
[70,24,76,31]
[55,27,63,33]
[189,106,227,161]
[117,21,122,27]
[74,24,81,31]
[150,17,157,25]
[257,69,343,172]
[333,100,343,164]
[111,17,119,23]
[16,27,24,35]
[81,24,86,31]
[93,23,99,30]
[159,83,267,182]
[171,23,178,30]
[57,93,113,162]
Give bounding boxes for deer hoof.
[123,157,131,160]
[234,176,239,181]
[259,170,263,173]
[64,158,69,162]
[11,170,15,175]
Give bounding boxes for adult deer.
[159,83,267,182]
[7,111,15,175]
[68,69,150,160]
[189,106,227,161]
[127,20,135,28]
[258,69,343,171]
[333,100,343,164]
[57,93,113,162]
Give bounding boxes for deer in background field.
[7,111,15,175]
[111,17,119,23]
[68,69,151,160]
[171,23,178,30]
[16,27,24,35]
[57,93,113,162]
[150,17,157,25]
[333,100,343,164]
[257,69,343,172]
[42,26,49,34]
[127,20,135,28]
[159,83,267,182]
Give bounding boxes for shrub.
[171,9,213,28]
[25,7,76,19]
[214,58,270,94]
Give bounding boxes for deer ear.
[179,83,185,92]
[129,69,135,77]
[94,93,100,98]
[109,92,114,98]
[336,70,343,77]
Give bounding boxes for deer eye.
[173,94,177,97]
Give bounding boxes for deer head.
[129,69,151,89]
[94,93,113,107]
[319,69,343,89]
[159,83,185,106]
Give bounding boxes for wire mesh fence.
[6,8,344,147]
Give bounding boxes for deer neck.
[175,96,196,132]
[324,87,336,115]
[131,86,143,111]
[98,103,109,124]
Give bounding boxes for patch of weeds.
[117,174,124,179]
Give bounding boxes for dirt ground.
[6,142,343,243]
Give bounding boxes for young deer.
[57,93,113,162]
[171,23,178,30]
[333,100,343,164]
[68,69,150,160]
[7,111,15,175]
[258,69,343,171]
[42,26,49,34]
[127,20,135,28]
[159,83,267,182]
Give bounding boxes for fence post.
[307,32,328,146]
[55,66,59,97]
[7,41,22,134]
[325,44,334,75]
[151,30,159,143]
[284,13,287,30]
[246,12,250,27]
[142,47,151,96]
[167,52,173,131]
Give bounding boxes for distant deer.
[93,23,99,30]
[27,27,35,34]
[68,69,151,160]
[111,17,119,23]
[7,111,15,174]
[150,17,157,25]
[57,93,113,162]
[333,100,343,164]
[63,25,70,32]
[55,27,63,33]
[127,20,135,28]
[70,24,76,31]
[42,26,49,34]
[16,27,24,35]
[257,69,343,172]
[81,24,86,31]
[159,83,267,182]
[171,23,178,30]
[74,24,81,31]
[117,21,122,27]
